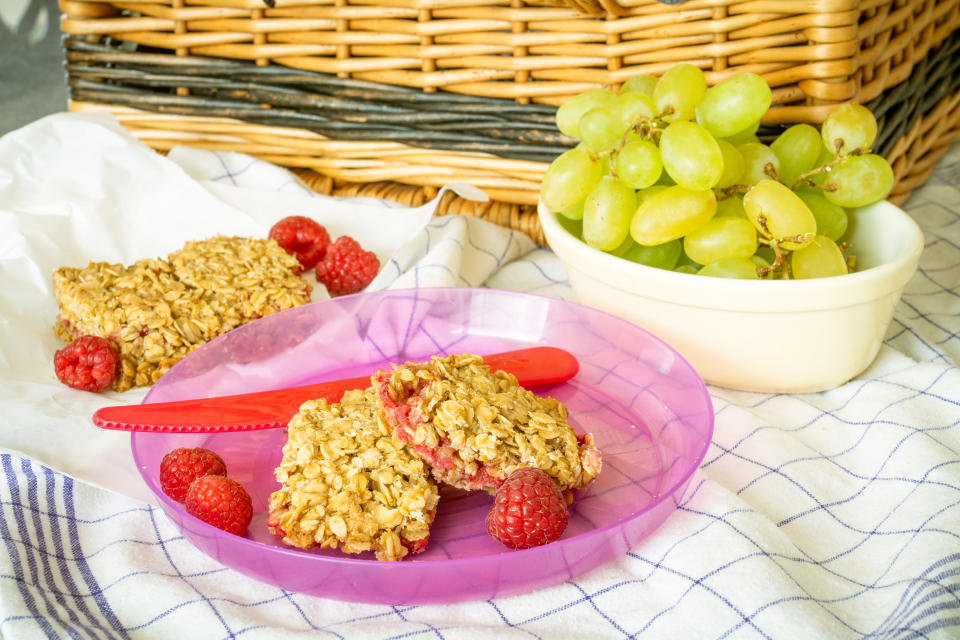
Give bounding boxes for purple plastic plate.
[133,287,714,604]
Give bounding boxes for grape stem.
[609,118,664,176]
[756,241,789,279]
[718,185,751,199]
[790,148,863,191]
[754,215,814,279]
[839,240,857,274]
[754,215,788,279]
[633,119,663,145]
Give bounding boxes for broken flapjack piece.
[375,353,602,495]
[268,387,440,561]
[52,235,311,391]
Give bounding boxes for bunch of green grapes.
[541,64,895,279]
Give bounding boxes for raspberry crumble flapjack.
[52,236,312,391]
[268,388,440,562]
[375,354,602,494]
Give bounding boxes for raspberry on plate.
[159,447,228,503]
[486,467,569,550]
[53,335,118,392]
[184,475,253,536]
[268,215,331,271]
[314,236,380,297]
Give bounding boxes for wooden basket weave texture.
[71,84,960,246]
[60,0,960,243]
[60,0,960,122]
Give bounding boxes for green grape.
[608,234,636,257]
[790,234,848,278]
[618,238,682,269]
[742,179,816,250]
[715,139,745,189]
[821,104,878,155]
[653,63,706,122]
[754,245,776,264]
[583,176,638,251]
[750,253,770,268]
[555,89,616,138]
[611,91,657,134]
[620,74,657,96]
[795,187,847,241]
[559,200,585,221]
[659,121,724,190]
[615,139,662,189]
[555,211,583,239]
[636,185,669,205]
[676,246,702,271]
[631,186,716,245]
[715,196,746,218]
[656,171,677,186]
[807,144,837,188]
[599,149,614,176]
[738,142,781,185]
[723,121,760,145]
[771,123,824,188]
[683,216,757,265]
[579,107,622,153]
[675,264,700,274]
[822,154,894,207]
[695,72,772,138]
[540,147,604,212]
[697,257,759,279]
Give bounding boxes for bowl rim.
[537,198,924,312]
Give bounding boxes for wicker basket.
[60,0,960,243]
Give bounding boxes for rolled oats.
[375,354,603,494]
[268,388,440,561]
[52,236,311,391]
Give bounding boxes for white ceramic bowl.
[539,199,924,393]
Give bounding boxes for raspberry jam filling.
[376,371,507,493]
[376,355,603,496]
[57,316,78,338]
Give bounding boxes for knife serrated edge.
[94,418,287,433]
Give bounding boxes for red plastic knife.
[92,346,579,434]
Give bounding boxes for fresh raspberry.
[53,335,118,392]
[159,447,228,503]
[314,236,380,297]
[485,467,569,550]
[268,215,331,271]
[184,475,253,536]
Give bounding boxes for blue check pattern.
[2,145,958,639]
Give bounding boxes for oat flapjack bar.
[268,388,440,561]
[375,354,603,494]
[52,236,311,391]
